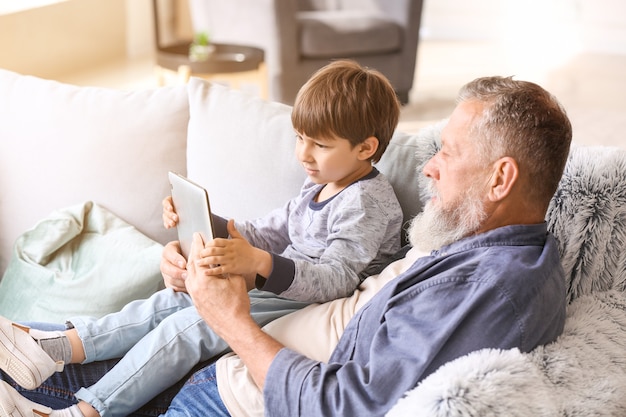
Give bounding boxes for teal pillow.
[0,202,164,323]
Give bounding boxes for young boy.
[0,59,403,417]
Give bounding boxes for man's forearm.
[191,278,284,389]
[218,315,284,390]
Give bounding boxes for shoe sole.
[0,326,39,390]
[0,380,52,417]
[0,381,16,417]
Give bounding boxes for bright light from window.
[499,0,582,81]
[0,0,67,15]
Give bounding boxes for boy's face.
[294,131,373,188]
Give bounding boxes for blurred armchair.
[188,0,424,105]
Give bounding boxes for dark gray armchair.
[188,0,424,105]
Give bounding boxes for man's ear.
[357,136,379,160]
[488,156,519,202]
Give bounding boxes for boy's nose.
[297,143,313,161]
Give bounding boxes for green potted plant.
[189,31,215,62]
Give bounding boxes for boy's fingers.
[227,219,244,240]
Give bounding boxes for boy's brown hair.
[291,59,400,163]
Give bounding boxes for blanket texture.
[547,146,626,301]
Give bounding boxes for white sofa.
[0,68,625,415]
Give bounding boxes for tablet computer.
[168,171,215,260]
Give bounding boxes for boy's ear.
[357,136,379,160]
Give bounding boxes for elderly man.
[0,76,572,417]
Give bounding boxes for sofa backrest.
[0,69,189,274]
[3,70,623,307]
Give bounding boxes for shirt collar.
[431,222,549,258]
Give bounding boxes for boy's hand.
[196,219,272,278]
[162,196,179,229]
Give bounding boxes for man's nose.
[423,155,438,179]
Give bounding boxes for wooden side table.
[154,42,267,99]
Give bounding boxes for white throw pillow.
[0,69,188,273]
[186,78,305,221]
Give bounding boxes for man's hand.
[160,240,188,292]
[186,233,283,389]
[186,233,252,333]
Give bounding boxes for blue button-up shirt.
[265,223,566,416]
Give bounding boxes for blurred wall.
[1,0,623,81]
[0,0,127,79]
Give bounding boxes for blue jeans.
[1,357,211,417]
[164,363,230,417]
[2,288,308,417]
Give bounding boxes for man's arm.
[185,232,282,389]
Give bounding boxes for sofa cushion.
[0,69,188,274]
[186,78,306,221]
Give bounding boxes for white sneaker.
[0,317,64,390]
[0,380,52,417]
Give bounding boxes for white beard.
[408,184,488,253]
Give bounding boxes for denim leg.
[0,323,99,409]
[70,288,194,362]
[6,291,308,417]
[0,361,116,409]
[74,290,308,417]
[74,305,218,417]
[162,364,230,417]
[1,361,195,417]
[160,292,310,417]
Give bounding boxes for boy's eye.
[315,142,328,149]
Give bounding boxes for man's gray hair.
[458,76,572,210]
